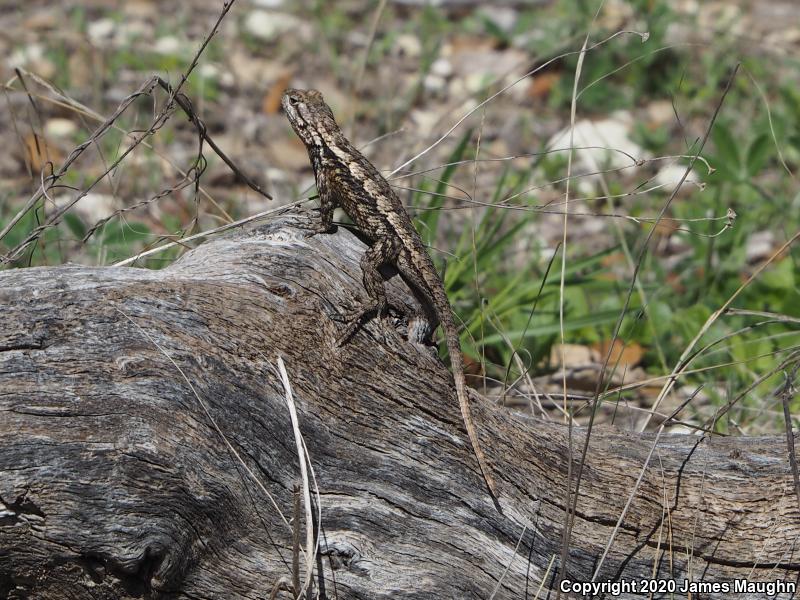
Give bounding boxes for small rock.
[29,58,56,80]
[478,6,518,33]
[548,111,646,171]
[219,70,236,88]
[463,72,488,94]
[423,73,447,94]
[394,34,422,59]
[116,21,149,44]
[266,166,290,183]
[244,10,301,41]
[448,46,528,87]
[87,18,116,43]
[24,9,58,30]
[55,192,118,224]
[123,0,158,19]
[654,163,699,194]
[745,230,775,264]
[598,0,634,30]
[766,28,800,48]
[547,112,647,195]
[697,3,741,34]
[550,343,598,369]
[45,119,78,139]
[8,43,44,69]
[647,100,675,127]
[229,50,289,85]
[430,57,453,78]
[198,63,219,79]
[153,36,182,56]
[409,109,440,136]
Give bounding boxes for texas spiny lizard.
[282,88,499,509]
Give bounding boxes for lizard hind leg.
[335,236,401,347]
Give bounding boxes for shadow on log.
[1,209,799,599]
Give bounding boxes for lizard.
[281,88,500,510]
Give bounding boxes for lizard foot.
[334,301,387,347]
[303,223,338,238]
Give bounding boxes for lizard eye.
[288,95,300,106]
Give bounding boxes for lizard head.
[282,88,338,148]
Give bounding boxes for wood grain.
[1,209,798,599]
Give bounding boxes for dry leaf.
[527,71,560,99]
[19,133,62,174]
[262,70,293,115]
[591,339,644,371]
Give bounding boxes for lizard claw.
[303,223,337,238]
[333,301,386,347]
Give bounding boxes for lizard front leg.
[336,235,401,346]
[308,172,338,235]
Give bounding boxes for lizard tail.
[442,312,501,509]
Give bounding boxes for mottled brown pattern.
[282,88,499,508]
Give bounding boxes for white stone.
[244,10,300,41]
[115,21,149,44]
[430,57,453,78]
[198,63,219,79]
[647,99,674,126]
[546,112,648,195]
[8,43,44,69]
[409,109,440,135]
[423,74,446,93]
[548,111,646,171]
[87,18,116,43]
[479,6,517,32]
[464,72,488,94]
[395,34,422,59]
[153,36,182,56]
[45,118,77,139]
[54,192,117,224]
[654,163,699,193]
[745,230,775,263]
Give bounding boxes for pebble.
[654,163,699,193]
[745,230,775,263]
[430,57,453,79]
[45,119,78,139]
[478,6,518,33]
[153,36,182,56]
[244,10,301,41]
[647,100,675,126]
[87,18,116,43]
[423,73,446,94]
[395,34,422,59]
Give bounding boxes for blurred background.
[1,0,799,434]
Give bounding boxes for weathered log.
[1,209,798,599]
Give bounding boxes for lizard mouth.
[282,95,306,128]
[289,110,306,129]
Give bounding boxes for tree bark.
[1,209,798,599]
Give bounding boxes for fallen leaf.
[527,71,560,99]
[262,69,293,115]
[19,133,62,174]
[591,339,644,371]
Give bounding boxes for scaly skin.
[282,88,499,510]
